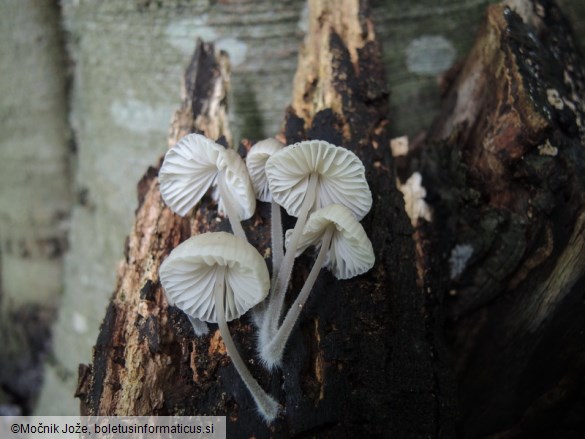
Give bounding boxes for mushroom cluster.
[157,133,375,422]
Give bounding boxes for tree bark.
[0,0,70,415]
[76,1,456,437]
[415,0,585,437]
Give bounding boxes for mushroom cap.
[265,140,372,220]
[214,148,256,219]
[159,133,255,219]
[245,138,284,202]
[285,204,375,279]
[159,232,270,323]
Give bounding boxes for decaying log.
[76,0,457,437]
[415,0,585,437]
[75,41,233,416]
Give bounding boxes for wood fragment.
[418,1,585,436]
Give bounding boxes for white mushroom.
[262,140,372,341]
[260,204,374,368]
[159,133,256,240]
[245,138,285,275]
[159,232,279,422]
[266,140,372,220]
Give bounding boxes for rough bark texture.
[414,0,585,437]
[75,40,233,416]
[77,1,456,437]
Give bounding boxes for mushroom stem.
[271,200,284,282]
[262,225,334,368]
[214,266,279,422]
[187,315,209,336]
[217,171,247,240]
[261,172,319,342]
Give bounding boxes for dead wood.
[76,1,456,438]
[416,1,585,437]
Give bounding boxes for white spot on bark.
[216,37,248,67]
[165,15,218,55]
[298,1,309,33]
[110,98,175,134]
[405,35,456,75]
[166,17,248,66]
[72,311,88,334]
[449,244,474,279]
[547,89,564,110]
[538,140,559,157]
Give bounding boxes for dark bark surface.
[76,1,456,438]
[415,1,585,437]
